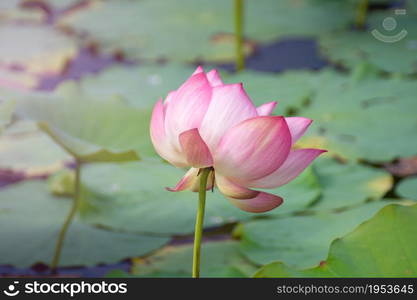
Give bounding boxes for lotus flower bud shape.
[150,67,326,213]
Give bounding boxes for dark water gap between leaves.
[216,38,328,73]
[36,46,131,91]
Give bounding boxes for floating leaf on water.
[0,24,77,74]
[0,181,170,267]
[79,159,321,235]
[254,203,417,277]
[312,158,392,210]
[131,240,257,278]
[56,63,197,109]
[16,95,150,162]
[396,176,417,200]
[58,0,354,61]
[319,12,417,74]
[238,201,397,269]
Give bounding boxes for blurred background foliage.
[0,0,416,277]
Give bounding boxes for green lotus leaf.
[396,176,417,200]
[56,63,197,109]
[16,95,151,162]
[312,158,392,210]
[0,24,77,74]
[319,11,417,74]
[293,71,417,161]
[78,158,321,235]
[238,201,399,269]
[254,203,417,277]
[0,123,70,176]
[0,181,169,267]
[225,69,417,162]
[131,240,257,278]
[58,0,354,61]
[225,70,318,115]
[408,0,417,15]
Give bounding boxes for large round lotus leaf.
[223,70,318,115]
[0,181,169,267]
[396,176,417,200]
[311,158,392,210]
[238,201,398,269]
[254,203,417,277]
[408,0,417,15]
[58,0,354,61]
[207,69,417,162]
[271,167,321,214]
[223,68,342,116]
[0,24,77,74]
[245,0,354,40]
[319,11,417,74]
[79,159,321,235]
[15,95,154,161]
[131,240,257,277]
[223,69,345,116]
[57,66,319,114]
[0,124,70,176]
[58,0,243,62]
[296,72,417,161]
[56,63,197,109]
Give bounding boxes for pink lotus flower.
[150,67,326,213]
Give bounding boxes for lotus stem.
[234,0,245,72]
[192,167,211,278]
[50,159,82,273]
[356,0,368,29]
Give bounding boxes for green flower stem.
[192,168,211,278]
[356,0,368,29]
[234,0,245,72]
[50,159,82,272]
